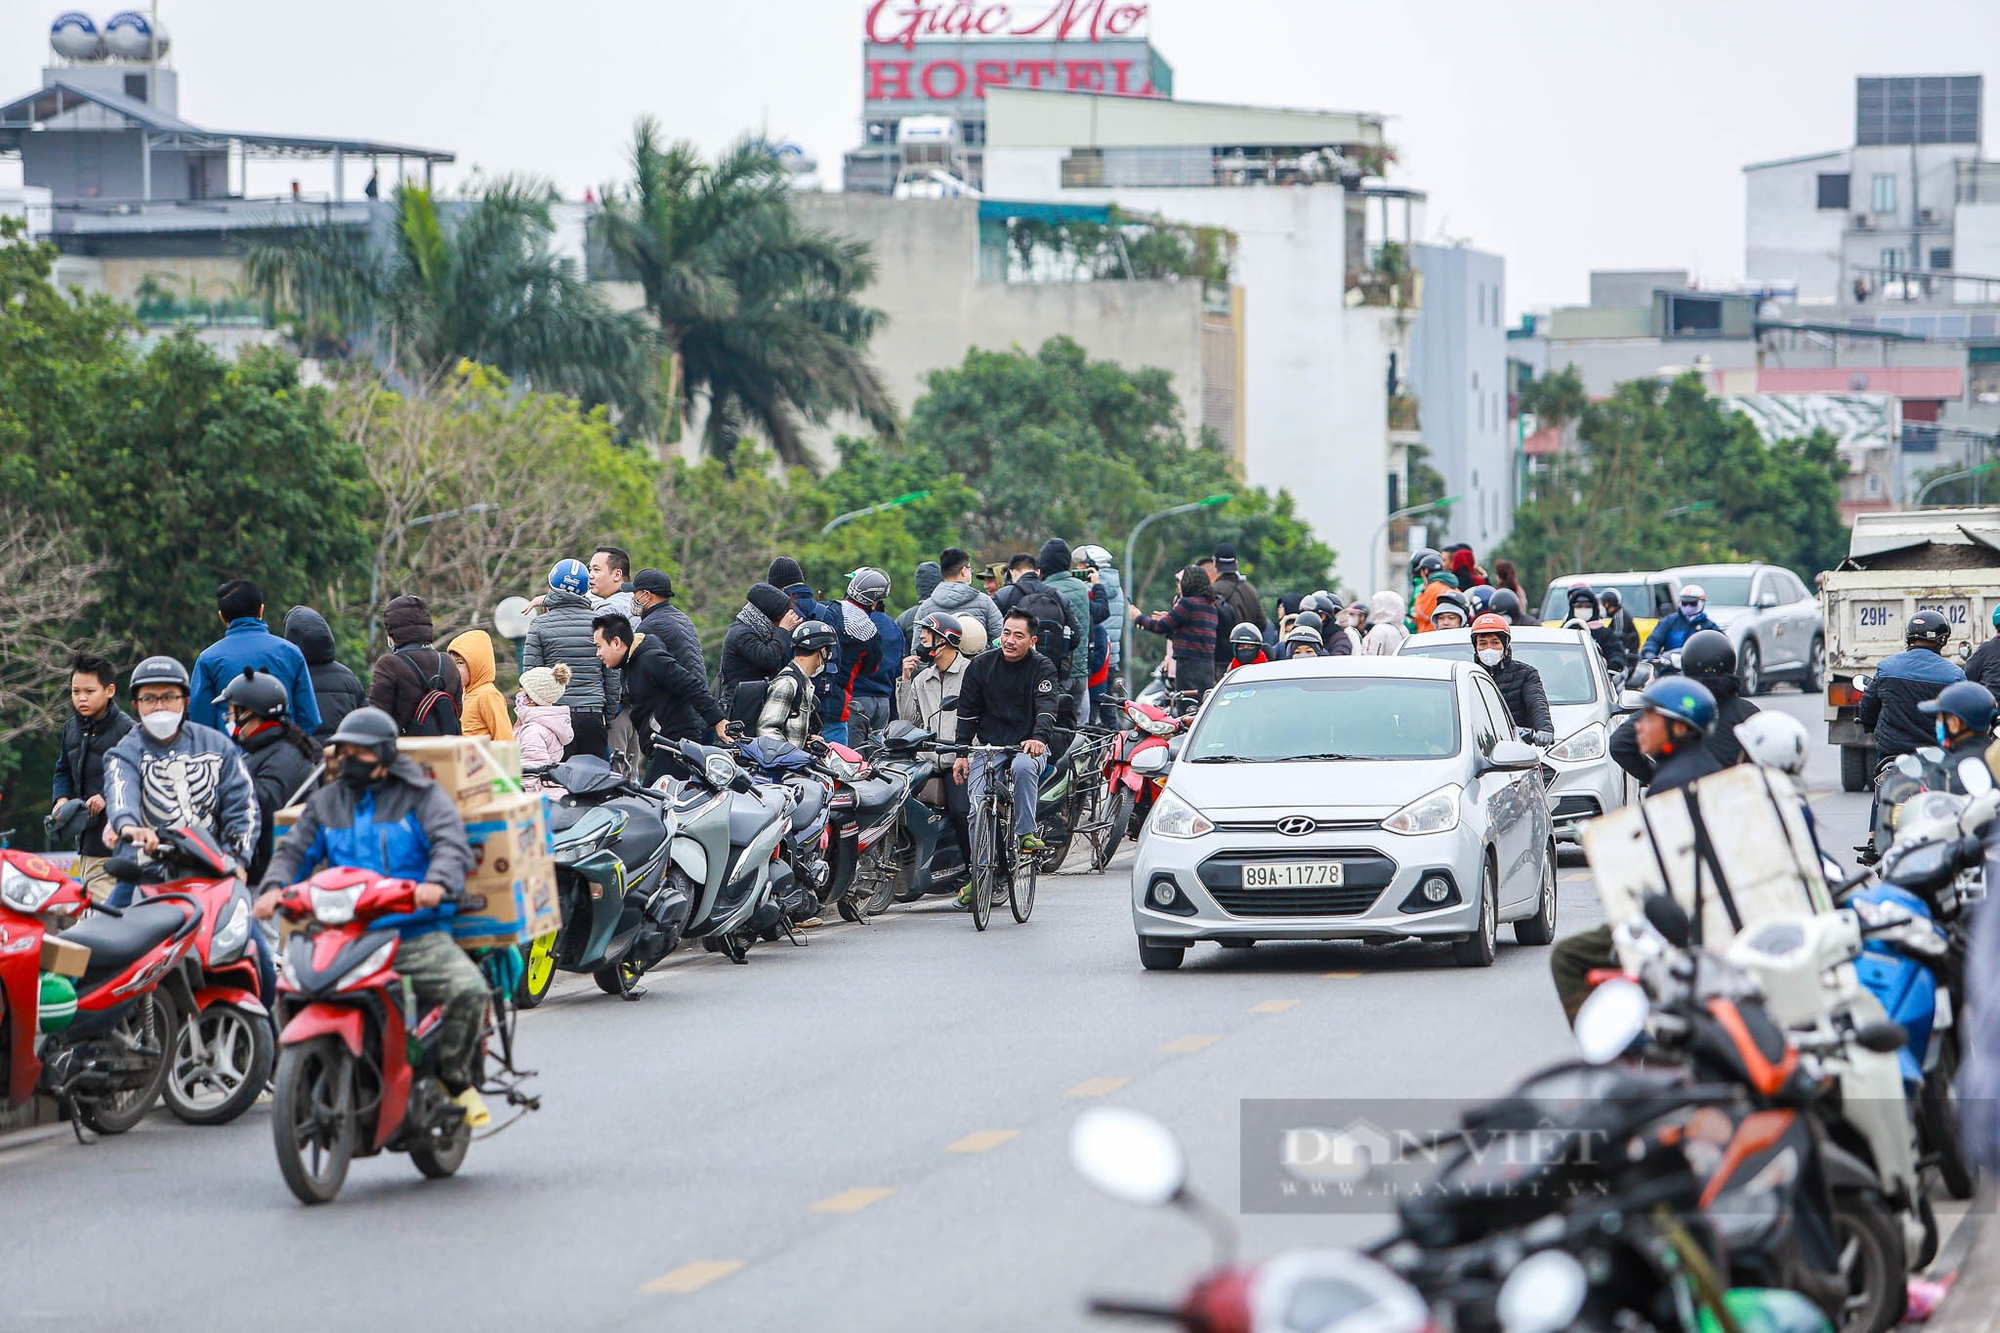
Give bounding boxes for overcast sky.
[6,0,1997,311]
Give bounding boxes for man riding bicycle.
[952,608,1062,891]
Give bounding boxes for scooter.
[817,738,918,919]
[734,735,835,929]
[519,756,687,1006]
[119,825,275,1125]
[1093,698,1190,870]
[267,867,537,1204]
[654,738,795,964]
[1,847,201,1138]
[873,721,969,906]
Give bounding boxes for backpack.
[1012,584,1074,673]
[1210,597,1238,670]
[727,677,770,731]
[397,649,461,737]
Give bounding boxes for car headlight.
[1547,723,1606,763]
[705,753,737,788]
[210,897,252,964]
[0,861,63,914]
[1149,790,1214,839]
[336,939,398,991]
[1381,784,1462,836]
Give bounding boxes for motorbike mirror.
[1853,673,1873,693]
[1496,1250,1589,1333]
[939,694,961,711]
[1068,1106,1186,1209]
[1958,756,1995,797]
[1131,746,1171,775]
[1855,1021,1909,1054]
[1573,977,1650,1065]
[1642,893,1692,948]
[1614,689,1645,715]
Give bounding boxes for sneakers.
[1019,833,1047,854]
[956,885,973,909]
[453,1087,492,1130]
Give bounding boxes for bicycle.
[949,743,1037,931]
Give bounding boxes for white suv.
[1665,563,1825,695]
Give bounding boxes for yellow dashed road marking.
[947,1129,1020,1153]
[1160,1034,1219,1053]
[641,1261,745,1294]
[813,1187,897,1214]
[1323,971,1362,980]
[1065,1077,1130,1098]
[1249,999,1299,1014]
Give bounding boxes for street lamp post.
[366,504,501,656]
[1121,494,1231,694]
[821,490,930,536]
[1916,462,1999,507]
[1367,495,1462,597]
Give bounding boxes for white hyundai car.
[1128,657,1558,971]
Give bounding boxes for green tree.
[597,120,897,467]
[1494,372,1846,592]
[243,178,656,424]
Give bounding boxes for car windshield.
[1400,639,1600,706]
[1540,581,1651,621]
[1682,575,1754,606]
[1186,677,1460,762]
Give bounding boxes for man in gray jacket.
[914,548,1003,650]
[524,559,614,760]
[1074,544,1125,685]
[1039,539,1094,727]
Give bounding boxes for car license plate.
[1243,862,1343,888]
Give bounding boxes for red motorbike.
[1,848,200,1137]
[126,826,275,1126]
[1091,697,1195,871]
[269,866,535,1204]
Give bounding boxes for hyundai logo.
[1277,817,1317,837]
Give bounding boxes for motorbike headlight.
[311,884,362,925]
[336,939,398,991]
[705,754,737,788]
[1382,785,1462,836]
[0,861,63,914]
[1547,722,1606,763]
[1149,790,1214,839]
[210,897,252,964]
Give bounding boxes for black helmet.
[1489,588,1523,619]
[1920,680,1999,731]
[1432,590,1473,626]
[1678,629,1737,681]
[792,619,838,655]
[1598,588,1623,610]
[1567,585,1601,614]
[214,666,289,720]
[845,567,891,609]
[1907,610,1951,650]
[916,611,963,649]
[131,655,190,693]
[1293,610,1325,635]
[1411,549,1445,578]
[1229,622,1263,647]
[328,706,399,761]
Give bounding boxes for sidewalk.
[1930,1203,1997,1333]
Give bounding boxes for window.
[1652,583,1677,618]
[1404,641,1602,708]
[1779,571,1810,603]
[1881,247,1905,275]
[1872,173,1897,214]
[1477,285,1485,325]
[1477,394,1485,429]
[1470,682,1503,755]
[123,73,147,100]
[1817,173,1851,210]
[1187,677,1462,762]
[1932,248,1954,271]
[1665,294,1723,336]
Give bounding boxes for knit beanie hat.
[747,583,793,623]
[520,662,571,707]
[914,561,943,602]
[1037,538,1072,577]
[767,556,806,589]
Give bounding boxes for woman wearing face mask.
[214,667,323,883]
[1469,614,1553,745]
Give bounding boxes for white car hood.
[1170,756,1465,817]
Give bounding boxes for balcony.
[1956,160,2000,204]
[1388,394,1421,432]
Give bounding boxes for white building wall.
[1954,202,2000,289]
[1843,143,1978,283]
[1744,156,1846,301]
[1411,243,1511,554]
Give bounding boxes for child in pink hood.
[516,663,574,788]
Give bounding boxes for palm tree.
[596,118,897,467]
[242,178,657,422]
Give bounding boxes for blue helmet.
[1641,676,1716,732]
[1468,585,1496,612]
[1920,680,1998,732]
[549,558,589,595]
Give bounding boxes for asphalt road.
[0,689,1890,1332]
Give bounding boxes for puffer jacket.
[637,601,709,694]
[1042,570,1095,686]
[914,579,1004,647]
[1481,653,1553,742]
[1861,647,1964,761]
[1094,564,1126,676]
[523,588,612,712]
[719,602,790,700]
[52,704,136,853]
[283,608,365,739]
[855,608,907,699]
[515,698,574,778]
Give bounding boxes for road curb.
[1927,1204,1996,1333]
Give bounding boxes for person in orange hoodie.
[446,629,515,741]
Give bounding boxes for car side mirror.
[1755,592,1778,609]
[1131,746,1171,775]
[1485,739,1540,771]
[1615,689,1645,715]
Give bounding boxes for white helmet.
[1734,711,1809,776]
[1678,583,1707,604]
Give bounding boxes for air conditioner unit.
[1853,214,1873,230]
[1920,207,1938,224]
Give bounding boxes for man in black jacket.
[1614,631,1757,786]
[720,582,800,706]
[1858,610,1964,861]
[592,613,726,780]
[50,654,135,901]
[1470,614,1552,744]
[953,609,1061,863]
[1965,607,2000,695]
[1597,590,1641,668]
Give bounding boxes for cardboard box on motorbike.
[1583,764,1834,969]
[399,736,525,808]
[454,794,558,947]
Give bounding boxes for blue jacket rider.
[1642,584,1722,658]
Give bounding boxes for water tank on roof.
[50,11,105,60]
[102,10,170,60]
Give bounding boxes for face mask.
[1681,603,1703,618]
[1477,649,1505,668]
[339,755,378,791]
[1937,721,1952,746]
[915,638,938,664]
[1234,647,1259,663]
[141,709,183,741]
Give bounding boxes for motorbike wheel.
[1092,789,1135,871]
[515,930,558,1010]
[164,1001,275,1126]
[861,845,901,917]
[1009,847,1037,924]
[272,1036,357,1205]
[411,1115,472,1179]
[1829,1188,1907,1333]
[1922,1052,1977,1200]
[76,989,179,1135]
[592,958,646,996]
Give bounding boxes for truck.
[1823,506,2000,790]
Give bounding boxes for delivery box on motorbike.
[452,865,560,949]
[455,794,559,946]
[39,935,90,978]
[1584,764,1833,968]
[400,736,523,807]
